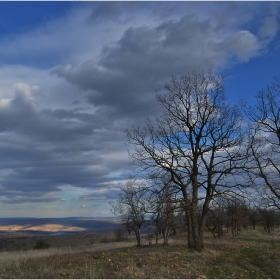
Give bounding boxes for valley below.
[0,217,120,237]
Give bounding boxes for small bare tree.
[206,197,227,238]
[257,208,278,233]
[150,178,180,245]
[110,181,150,247]
[113,227,125,242]
[224,196,249,236]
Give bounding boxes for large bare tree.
[245,78,280,210]
[126,70,246,251]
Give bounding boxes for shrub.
[113,227,125,242]
[33,239,50,250]
[99,236,109,243]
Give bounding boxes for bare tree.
[257,207,278,233]
[126,70,246,251]
[206,197,227,238]
[245,78,280,210]
[223,196,250,236]
[248,207,259,230]
[150,178,179,245]
[113,227,125,242]
[110,181,150,247]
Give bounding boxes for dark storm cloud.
[51,8,267,124]
[87,1,134,24]
[73,188,121,203]
[70,100,80,105]
[0,195,60,204]
[73,194,105,201]
[50,62,163,123]
[0,84,131,202]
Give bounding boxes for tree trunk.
[207,225,216,238]
[182,189,195,249]
[163,227,171,246]
[186,208,195,249]
[127,229,131,242]
[218,225,223,237]
[191,175,203,251]
[191,204,203,251]
[267,222,271,233]
[134,228,141,247]
[231,219,238,236]
[155,220,159,245]
[155,230,159,245]
[199,195,211,244]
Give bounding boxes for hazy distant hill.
[0,217,121,236]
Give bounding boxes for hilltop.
[0,226,279,278]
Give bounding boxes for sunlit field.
[0,227,279,279]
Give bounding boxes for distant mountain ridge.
[0,217,121,236]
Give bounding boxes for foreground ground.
[0,228,279,278]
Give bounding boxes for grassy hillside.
[0,227,279,278]
[0,232,114,252]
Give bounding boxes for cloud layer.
[0,2,279,216]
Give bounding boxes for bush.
[113,227,125,242]
[99,236,109,243]
[33,239,50,250]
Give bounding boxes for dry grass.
[0,228,279,278]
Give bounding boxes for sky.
[0,1,280,218]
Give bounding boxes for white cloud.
[13,83,36,106]
[224,30,261,62]
[259,16,278,40]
